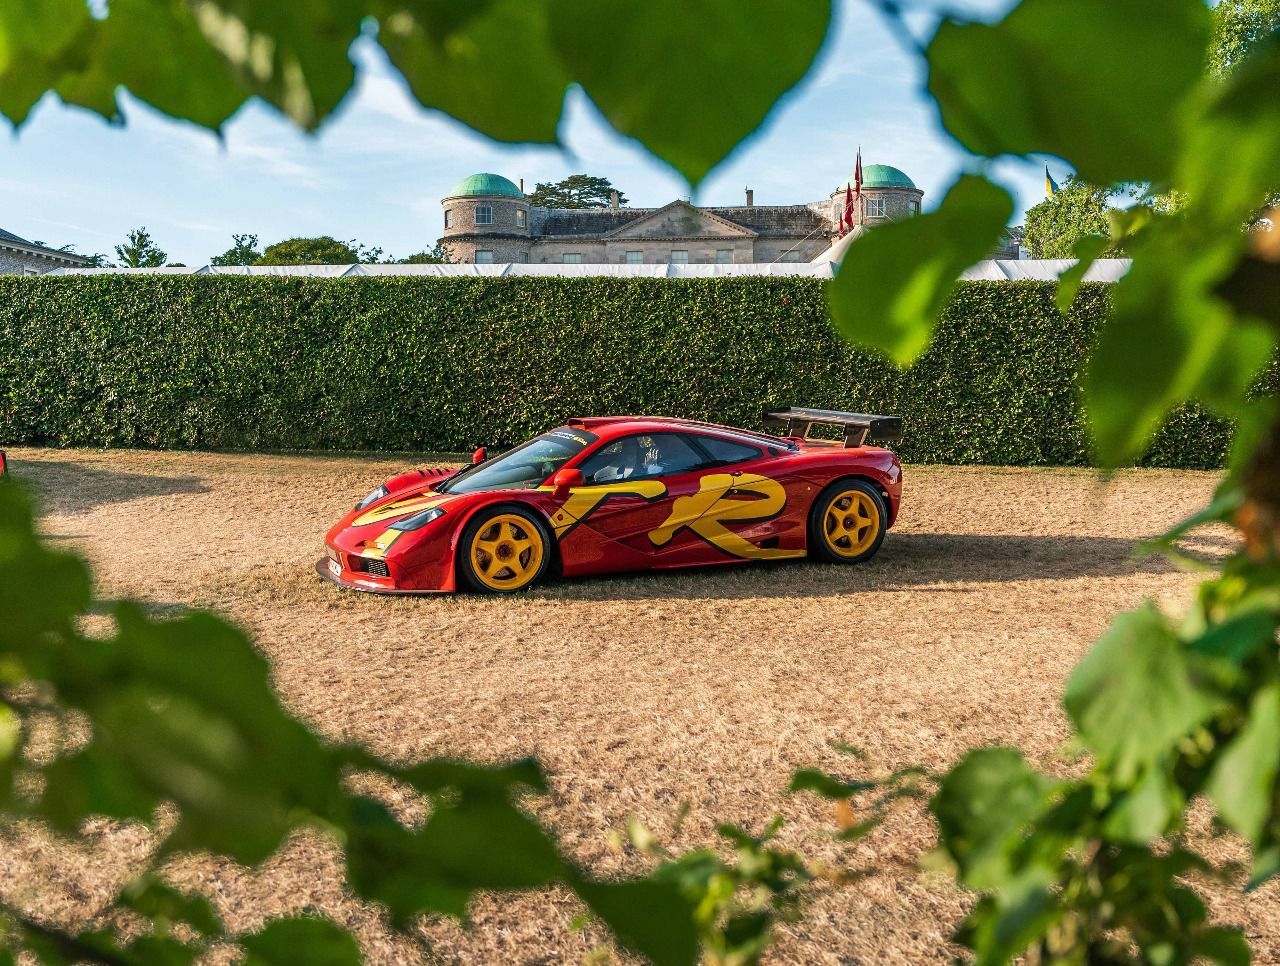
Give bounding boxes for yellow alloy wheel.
[822,488,881,558]
[469,514,546,591]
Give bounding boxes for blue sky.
[0,0,1044,266]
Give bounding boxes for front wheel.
[458,507,551,593]
[807,479,888,563]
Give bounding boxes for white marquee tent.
[51,259,1132,281]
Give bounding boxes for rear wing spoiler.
[762,407,903,448]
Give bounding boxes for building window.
[716,249,733,264]
[23,267,39,276]
[444,209,453,229]
[515,208,527,228]
[670,250,689,264]
[562,252,584,264]
[475,250,494,263]
[908,200,920,216]
[832,200,841,224]
[475,205,493,225]
[518,251,529,263]
[866,197,886,217]
[625,251,643,264]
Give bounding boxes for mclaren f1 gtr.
[317,408,903,594]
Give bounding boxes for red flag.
[843,183,854,232]
[853,147,863,226]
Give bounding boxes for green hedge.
[0,276,1247,467]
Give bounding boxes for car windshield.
[440,427,599,494]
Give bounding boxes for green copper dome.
[446,173,524,198]
[844,164,916,189]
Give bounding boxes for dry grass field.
[7,446,1280,964]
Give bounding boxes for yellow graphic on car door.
[541,480,669,539]
[649,473,804,560]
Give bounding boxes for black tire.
[457,505,553,594]
[807,478,889,564]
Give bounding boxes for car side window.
[694,434,762,466]
[579,433,706,484]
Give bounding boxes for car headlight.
[356,485,389,510]
[387,507,446,531]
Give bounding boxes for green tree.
[1022,176,1117,259]
[210,232,262,266]
[113,226,167,268]
[396,243,453,264]
[527,174,629,208]
[257,236,381,265]
[1209,0,1280,75]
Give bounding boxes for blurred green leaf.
[1206,685,1280,845]
[344,790,565,924]
[1181,31,1280,227]
[38,604,351,863]
[827,174,1013,366]
[120,876,223,937]
[546,0,831,185]
[1084,221,1274,464]
[788,768,876,799]
[1065,603,1217,783]
[0,0,92,127]
[55,0,247,129]
[1101,767,1182,844]
[183,1,363,131]
[927,0,1210,183]
[376,0,569,145]
[0,484,91,658]
[571,876,700,966]
[930,747,1055,890]
[241,917,361,966]
[1054,234,1112,314]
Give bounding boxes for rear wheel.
[808,479,888,563]
[459,507,551,593]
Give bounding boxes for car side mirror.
[472,446,488,464]
[549,467,584,497]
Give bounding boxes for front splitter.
[313,559,447,596]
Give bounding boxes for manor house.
[436,165,925,266]
[0,227,92,275]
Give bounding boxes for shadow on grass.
[530,531,1228,602]
[12,459,208,514]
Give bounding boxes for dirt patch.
[9,447,1277,963]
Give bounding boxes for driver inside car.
[587,435,667,483]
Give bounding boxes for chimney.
[745,187,754,206]
[519,178,525,193]
[610,190,619,210]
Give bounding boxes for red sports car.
[317,408,903,594]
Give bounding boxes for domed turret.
[439,173,531,264]
[828,162,924,229]
[446,173,525,199]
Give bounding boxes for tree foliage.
[209,232,262,266]
[257,236,381,266]
[396,244,452,264]
[113,227,167,268]
[1022,176,1118,259]
[527,174,629,209]
[1209,0,1280,76]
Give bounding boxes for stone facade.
[437,167,927,265]
[0,229,93,275]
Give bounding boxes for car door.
[552,432,708,574]
[646,433,807,566]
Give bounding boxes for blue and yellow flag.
[1045,165,1060,199]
